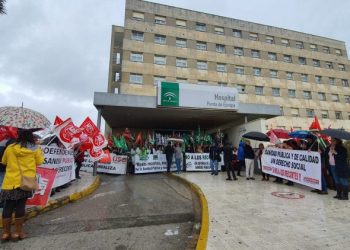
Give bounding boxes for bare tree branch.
[0,0,7,15]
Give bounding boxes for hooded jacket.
[237,141,245,161]
[1,143,44,190]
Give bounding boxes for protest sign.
[261,147,321,190]
[82,153,127,175]
[185,153,224,171]
[134,154,176,174]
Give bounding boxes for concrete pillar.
[93,107,102,176]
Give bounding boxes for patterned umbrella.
[0,106,51,129]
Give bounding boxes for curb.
[169,173,209,250]
[0,175,101,228]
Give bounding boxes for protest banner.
[40,145,75,188]
[82,153,127,175]
[185,153,224,171]
[261,147,321,190]
[134,154,176,174]
[26,167,57,207]
[53,118,82,149]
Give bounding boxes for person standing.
[174,143,182,174]
[237,141,245,176]
[223,143,237,181]
[0,129,44,241]
[209,143,220,175]
[164,142,174,173]
[256,143,269,181]
[74,146,84,179]
[244,140,255,180]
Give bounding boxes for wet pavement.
[180,172,350,250]
[1,174,200,250]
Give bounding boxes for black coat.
[223,145,233,163]
[244,144,255,160]
[333,144,349,178]
[209,146,221,161]
[164,145,174,159]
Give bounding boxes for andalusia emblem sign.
[160,82,179,107]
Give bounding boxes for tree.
[0,0,6,15]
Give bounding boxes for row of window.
[128,52,349,86]
[130,31,347,72]
[131,12,344,56]
[284,108,346,120]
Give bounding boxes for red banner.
[26,167,57,207]
[54,118,82,148]
[53,116,64,126]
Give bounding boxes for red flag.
[54,118,82,148]
[268,129,281,145]
[135,132,142,145]
[309,116,322,131]
[88,147,105,162]
[99,150,111,163]
[53,116,64,126]
[79,117,107,150]
[0,126,18,141]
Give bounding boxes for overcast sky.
[0,0,349,129]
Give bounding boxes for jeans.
[330,165,338,185]
[321,173,327,192]
[210,159,218,174]
[166,157,172,172]
[175,158,181,173]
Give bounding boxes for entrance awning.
[93,92,281,130]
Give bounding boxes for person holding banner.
[0,129,44,241]
[244,141,255,180]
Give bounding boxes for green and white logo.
[160,82,179,106]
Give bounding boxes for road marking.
[89,191,117,200]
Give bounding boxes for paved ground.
[2,174,200,250]
[180,172,350,250]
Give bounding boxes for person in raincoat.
[0,129,44,241]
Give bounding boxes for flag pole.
[93,108,102,176]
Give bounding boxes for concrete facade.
[108,0,350,131]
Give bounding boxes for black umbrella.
[320,128,350,140]
[242,131,270,142]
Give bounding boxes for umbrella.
[0,106,51,130]
[167,138,184,142]
[320,128,350,140]
[289,130,316,139]
[242,131,270,142]
[266,129,290,139]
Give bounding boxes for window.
[303,91,312,99]
[249,33,258,41]
[255,86,264,95]
[321,110,329,119]
[281,38,290,47]
[301,74,308,82]
[114,72,120,82]
[266,36,274,44]
[345,95,350,103]
[283,55,292,63]
[296,41,304,49]
[315,75,322,84]
[313,59,320,67]
[306,109,314,117]
[235,66,244,75]
[216,44,225,53]
[154,34,166,44]
[288,89,296,98]
[335,111,342,120]
[129,73,143,84]
[325,62,333,69]
[251,50,260,58]
[130,52,143,62]
[332,94,339,102]
[338,64,345,71]
[291,108,299,117]
[217,63,227,72]
[286,72,293,80]
[329,77,335,85]
[318,92,326,101]
[176,58,187,68]
[196,41,207,51]
[270,70,278,78]
[253,67,261,76]
[176,38,187,48]
[299,57,306,65]
[342,79,349,87]
[234,47,244,56]
[272,88,280,96]
[132,12,144,21]
[154,15,166,25]
[237,84,246,93]
[233,29,242,38]
[268,52,277,61]
[323,46,330,54]
[112,52,121,64]
[214,26,224,35]
[176,78,187,84]
[218,82,228,86]
[196,23,206,32]
[198,80,208,85]
[335,49,342,56]
[310,44,317,51]
[154,55,166,65]
[153,76,165,86]
[176,19,186,27]
[197,61,208,70]
[132,31,144,41]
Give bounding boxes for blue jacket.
[238,141,245,161]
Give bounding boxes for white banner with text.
[81,154,127,175]
[134,154,176,174]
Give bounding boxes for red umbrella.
[266,129,290,139]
